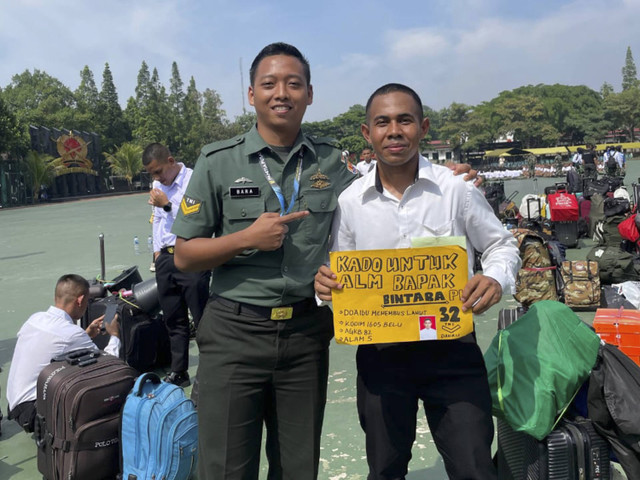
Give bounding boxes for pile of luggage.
[487,301,640,480]
[33,265,198,480]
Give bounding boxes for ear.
[77,294,86,307]
[361,123,371,145]
[307,84,313,106]
[421,117,430,138]
[248,86,255,107]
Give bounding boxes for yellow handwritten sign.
[330,246,472,345]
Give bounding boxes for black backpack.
[588,343,640,479]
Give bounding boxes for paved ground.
[1,164,636,479]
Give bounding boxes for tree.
[74,65,100,132]
[494,95,559,148]
[105,142,143,187]
[2,69,76,128]
[97,63,130,151]
[605,86,640,141]
[22,150,55,203]
[622,46,639,91]
[0,95,28,156]
[600,82,614,99]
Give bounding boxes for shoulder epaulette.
[307,135,340,149]
[201,135,245,157]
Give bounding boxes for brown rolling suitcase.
[34,348,137,480]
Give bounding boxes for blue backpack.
[121,372,198,480]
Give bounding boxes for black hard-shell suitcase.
[497,417,610,480]
[34,349,137,480]
[555,221,579,248]
[86,296,170,372]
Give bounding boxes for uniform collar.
[361,154,435,198]
[244,124,316,161]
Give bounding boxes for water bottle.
[147,235,153,253]
[133,235,140,255]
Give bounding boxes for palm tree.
[22,150,55,203]
[105,143,143,189]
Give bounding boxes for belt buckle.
[167,246,175,254]
[270,306,293,321]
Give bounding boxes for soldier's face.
[249,54,313,142]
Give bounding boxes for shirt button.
[283,266,289,272]
[241,209,247,217]
[320,201,327,209]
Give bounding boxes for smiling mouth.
[272,105,291,113]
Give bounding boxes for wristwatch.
[163,202,172,212]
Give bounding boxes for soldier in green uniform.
[171,42,476,480]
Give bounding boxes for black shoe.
[164,371,190,387]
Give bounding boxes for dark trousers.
[196,297,334,480]
[356,336,497,480]
[8,400,36,433]
[155,252,211,372]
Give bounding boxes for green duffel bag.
[586,245,640,284]
[484,300,600,440]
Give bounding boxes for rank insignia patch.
[310,170,331,189]
[180,196,202,216]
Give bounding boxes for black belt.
[212,295,316,320]
[160,246,175,254]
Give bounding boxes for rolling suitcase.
[34,349,137,480]
[497,416,611,480]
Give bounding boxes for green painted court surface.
[2,164,637,478]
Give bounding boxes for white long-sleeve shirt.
[152,163,193,252]
[7,306,120,409]
[329,155,520,294]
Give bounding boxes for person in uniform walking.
[171,43,477,479]
[143,143,211,387]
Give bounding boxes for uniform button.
[320,202,327,209]
[241,209,247,217]
[283,266,289,272]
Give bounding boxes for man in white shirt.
[355,147,377,176]
[315,83,520,480]
[6,274,120,432]
[143,143,211,387]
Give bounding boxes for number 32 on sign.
[329,245,473,345]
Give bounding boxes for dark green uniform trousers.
[196,296,334,479]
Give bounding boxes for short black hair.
[365,83,424,125]
[142,143,171,166]
[55,274,89,302]
[249,42,311,86]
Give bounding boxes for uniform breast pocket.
[300,189,338,244]
[422,219,455,237]
[225,198,265,231]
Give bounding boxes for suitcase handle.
[133,372,162,396]
[51,348,101,365]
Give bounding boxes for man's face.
[362,92,429,169]
[361,149,373,163]
[145,157,176,186]
[248,54,313,142]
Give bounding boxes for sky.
[1,0,639,123]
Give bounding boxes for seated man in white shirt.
[6,274,120,433]
[315,83,520,480]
